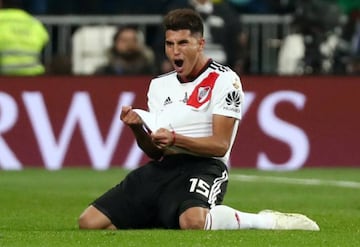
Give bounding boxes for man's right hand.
[120,106,143,126]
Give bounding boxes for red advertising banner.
[0,76,359,170]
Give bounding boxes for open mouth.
[174,59,184,68]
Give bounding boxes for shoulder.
[151,70,177,84]
[155,70,177,79]
[148,70,177,92]
[208,60,231,73]
[208,61,242,89]
[209,61,240,81]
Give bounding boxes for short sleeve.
[147,79,158,113]
[212,71,244,120]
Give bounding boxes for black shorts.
[92,154,228,229]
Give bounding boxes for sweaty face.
[165,29,205,79]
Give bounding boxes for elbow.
[214,142,230,157]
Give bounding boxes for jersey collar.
[177,59,212,84]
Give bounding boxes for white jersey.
[147,60,244,164]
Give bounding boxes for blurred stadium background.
[1,0,360,171]
[15,0,360,76]
[1,2,360,246]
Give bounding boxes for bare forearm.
[154,116,236,158]
[130,125,163,160]
[173,133,229,157]
[120,106,163,160]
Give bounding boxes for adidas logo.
[164,97,173,106]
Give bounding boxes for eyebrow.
[165,39,190,45]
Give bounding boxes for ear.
[198,38,206,51]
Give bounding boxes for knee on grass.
[179,215,206,229]
[78,213,98,229]
[179,207,208,230]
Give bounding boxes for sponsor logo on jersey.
[163,96,172,106]
[223,90,242,113]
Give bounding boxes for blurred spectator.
[94,26,156,76]
[342,9,360,74]
[0,0,49,75]
[197,0,250,74]
[277,0,345,75]
[154,0,250,75]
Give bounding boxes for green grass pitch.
[1,168,359,247]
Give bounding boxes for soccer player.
[78,8,319,231]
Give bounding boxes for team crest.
[197,86,211,103]
[187,72,219,109]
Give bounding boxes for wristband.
[170,130,176,146]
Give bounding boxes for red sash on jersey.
[187,72,219,109]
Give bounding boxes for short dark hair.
[163,8,204,36]
[112,25,138,43]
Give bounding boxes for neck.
[179,57,211,83]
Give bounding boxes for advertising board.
[0,76,359,170]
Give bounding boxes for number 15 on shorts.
[189,178,210,198]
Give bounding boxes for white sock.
[204,205,274,230]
